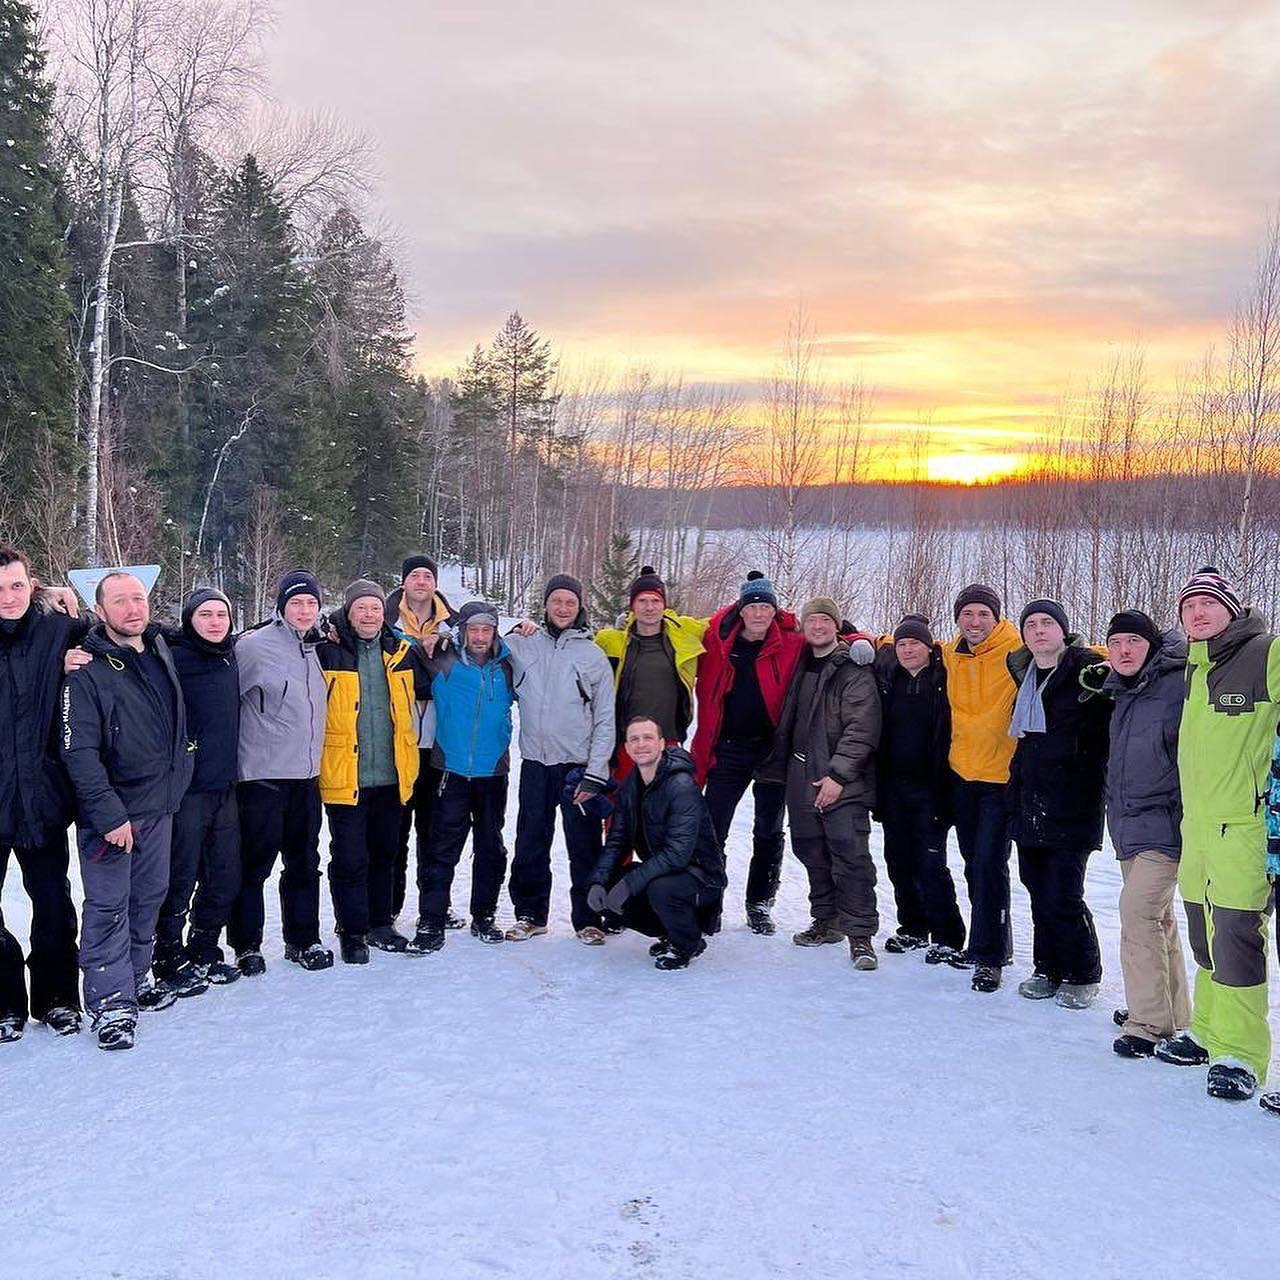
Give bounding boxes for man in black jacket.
[587,717,726,969]
[154,588,243,988]
[61,571,194,1051]
[0,548,86,1042]
[873,614,965,959]
[1007,599,1111,1011]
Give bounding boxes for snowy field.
[3,796,1280,1279]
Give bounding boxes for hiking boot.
[1113,1034,1156,1059]
[505,918,548,942]
[1207,1063,1256,1101]
[445,908,467,931]
[884,931,927,954]
[745,903,776,936]
[649,938,673,958]
[136,975,178,1012]
[284,942,334,971]
[236,949,266,978]
[194,959,242,985]
[1017,972,1061,1000]
[406,924,446,955]
[971,965,1002,993]
[470,917,504,944]
[95,1008,136,1052]
[944,948,976,970]
[0,1016,23,1043]
[576,926,606,946]
[368,925,411,953]
[167,962,210,999]
[1055,982,1099,1010]
[338,934,370,965]
[1154,1032,1208,1066]
[849,937,879,970]
[925,943,965,966]
[792,918,844,947]
[42,1006,82,1037]
[655,940,706,971]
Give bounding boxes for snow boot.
[338,934,370,965]
[284,942,334,971]
[1055,982,1099,1010]
[601,913,627,935]
[884,931,927,954]
[236,949,266,978]
[95,1008,136,1052]
[470,917,504,944]
[1206,1063,1256,1101]
[649,938,672,958]
[971,965,1002,993]
[576,926,606,945]
[1017,972,1061,1000]
[406,924,446,955]
[1154,1032,1208,1066]
[745,903,776,936]
[944,948,976,970]
[849,937,879,970]
[0,1016,23,1043]
[42,1006,82,1037]
[445,908,467,931]
[368,925,411,953]
[925,943,965,966]
[1259,1092,1280,1117]
[167,962,210,999]
[792,918,844,947]
[194,959,242,985]
[1113,1034,1156,1059]
[136,975,178,1012]
[1113,1007,1129,1027]
[655,940,706,971]
[504,918,548,942]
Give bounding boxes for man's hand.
[103,821,134,853]
[604,879,631,916]
[587,884,608,913]
[44,585,81,615]
[511,618,539,637]
[63,647,92,674]
[812,776,843,812]
[421,632,442,657]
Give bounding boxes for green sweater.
[356,635,398,789]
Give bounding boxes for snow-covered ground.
[3,567,1279,1278]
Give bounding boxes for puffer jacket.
[424,637,516,778]
[167,627,240,794]
[1005,640,1112,851]
[762,642,882,809]
[872,640,952,820]
[60,624,194,835]
[316,613,426,806]
[689,602,805,784]
[941,617,1021,784]
[590,746,727,895]
[235,616,327,782]
[1102,629,1186,860]
[505,617,615,783]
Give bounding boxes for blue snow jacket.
[1267,724,1280,876]
[425,638,516,779]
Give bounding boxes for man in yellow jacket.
[940,583,1022,993]
[316,580,426,965]
[595,566,708,782]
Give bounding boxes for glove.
[604,879,631,915]
[576,773,608,799]
[1078,662,1111,698]
[847,637,875,666]
[586,884,608,913]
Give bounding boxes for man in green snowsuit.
[1156,567,1280,1101]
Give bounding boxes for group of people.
[1,546,1278,1118]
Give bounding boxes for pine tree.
[0,0,76,548]
[590,527,639,625]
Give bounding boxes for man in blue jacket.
[408,602,516,953]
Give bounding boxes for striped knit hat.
[1177,566,1244,621]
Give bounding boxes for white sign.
[68,564,161,609]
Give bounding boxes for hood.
[1202,606,1268,662]
[458,633,512,667]
[652,745,697,783]
[1102,627,1187,695]
[955,616,1021,657]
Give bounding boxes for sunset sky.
[266,0,1280,481]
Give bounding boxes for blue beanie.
[739,570,778,609]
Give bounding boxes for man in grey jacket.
[504,575,616,943]
[226,569,333,975]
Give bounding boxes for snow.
[2,565,1279,1278]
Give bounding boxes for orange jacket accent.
[941,618,1021,784]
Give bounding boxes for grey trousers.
[78,815,173,1015]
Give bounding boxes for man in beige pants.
[1089,611,1190,1056]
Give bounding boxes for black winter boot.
[470,917,504,944]
[745,903,776,936]
[971,965,1002,993]
[1154,1032,1208,1066]
[284,942,334,971]
[884,931,927,954]
[95,1009,136,1052]
[339,934,370,965]
[406,924,446,955]
[1207,1063,1256,1101]
[236,949,267,978]
[1113,1034,1156,1059]
[368,925,411,953]
[42,1006,82,1037]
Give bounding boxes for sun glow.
[923,451,1030,486]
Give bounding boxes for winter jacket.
[316,613,426,806]
[590,746,727,895]
[595,610,708,744]
[167,629,240,794]
[872,641,951,821]
[1005,640,1112,851]
[235,616,327,782]
[941,618,1022,784]
[689,602,805,784]
[1267,727,1280,861]
[386,586,454,642]
[60,624,194,836]
[1102,630,1186,860]
[1178,608,1280,831]
[762,643,882,809]
[424,638,516,779]
[505,619,615,783]
[0,605,90,847]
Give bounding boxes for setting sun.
[924,452,1030,485]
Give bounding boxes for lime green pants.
[1178,820,1274,1081]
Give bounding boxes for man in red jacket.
[691,572,805,935]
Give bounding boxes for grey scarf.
[1009,663,1053,738]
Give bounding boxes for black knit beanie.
[544,573,584,605]
[1019,598,1070,637]
[953,583,1001,622]
[276,569,321,615]
[401,555,439,583]
[893,613,934,646]
[629,565,666,606]
[1106,609,1161,652]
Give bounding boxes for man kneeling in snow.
[587,717,726,970]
